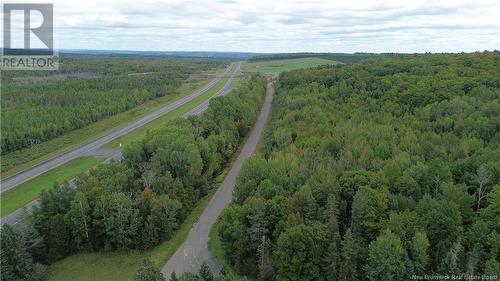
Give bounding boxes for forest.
[1,55,225,154]
[0,75,267,280]
[217,51,500,280]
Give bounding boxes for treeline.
[0,55,228,79]
[248,52,390,63]
[0,76,267,280]
[1,56,225,154]
[218,51,500,280]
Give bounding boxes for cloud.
[4,0,498,52]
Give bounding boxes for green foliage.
[351,187,389,241]
[410,232,430,275]
[134,258,165,281]
[64,192,91,250]
[0,224,46,281]
[417,195,463,266]
[199,262,214,281]
[218,52,500,280]
[338,229,359,281]
[93,192,141,250]
[481,185,500,230]
[274,223,328,281]
[366,230,406,281]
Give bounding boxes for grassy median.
[1,157,105,217]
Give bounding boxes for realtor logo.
[2,3,58,70]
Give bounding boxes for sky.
[3,0,500,53]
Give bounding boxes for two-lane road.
[162,79,274,277]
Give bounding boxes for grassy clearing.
[1,73,215,179]
[103,67,233,149]
[0,157,104,217]
[242,57,340,74]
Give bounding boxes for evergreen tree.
[199,262,214,281]
[339,229,358,281]
[134,258,165,281]
[410,232,430,275]
[0,225,46,281]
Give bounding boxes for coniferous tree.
[134,258,165,281]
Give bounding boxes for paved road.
[184,63,241,117]
[0,63,241,227]
[0,63,236,192]
[161,80,274,278]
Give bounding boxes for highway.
[161,79,273,278]
[1,62,241,226]
[0,63,236,192]
[184,63,241,116]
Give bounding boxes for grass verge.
[242,57,340,74]
[1,157,104,217]
[1,73,215,178]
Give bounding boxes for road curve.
[0,63,236,192]
[161,80,274,278]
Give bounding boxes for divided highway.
[0,63,237,192]
[1,62,241,226]
[162,79,274,277]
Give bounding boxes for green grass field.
[242,57,340,74]
[1,72,216,179]
[103,65,234,149]
[0,157,104,217]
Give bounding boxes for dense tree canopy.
[218,52,499,280]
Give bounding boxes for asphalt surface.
[0,63,236,192]
[161,80,274,278]
[184,63,241,117]
[0,63,241,227]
